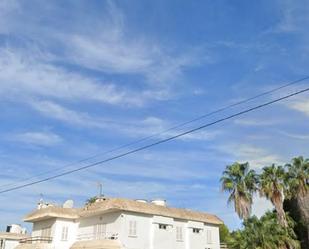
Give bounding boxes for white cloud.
[0,0,202,91]
[279,130,309,140]
[59,1,199,86]
[29,101,219,142]
[9,131,62,146]
[288,99,309,116]
[233,118,278,126]
[219,144,283,170]
[30,100,104,128]
[0,48,145,106]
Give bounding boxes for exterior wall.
[77,212,122,239]
[119,212,152,249]
[187,221,205,249]
[1,239,19,249]
[152,216,174,249]
[53,219,79,249]
[204,224,220,249]
[173,220,186,249]
[32,219,56,238]
[29,211,221,249]
[116,212,220,249]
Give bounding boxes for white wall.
[53,219,78,249]
[119,212,152,249]
[3,240,19,249]
[204,224,220,249]
[117,213,220,249]
[174,220,186,249]
[78,212,121,239]
[152,216,174,249]
[32,219,56,238]
[29,212,221,249]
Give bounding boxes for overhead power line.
[1,86,308,194]
[1,76,308,190]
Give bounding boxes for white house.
[16,197,223,249]
[0,224,28,249]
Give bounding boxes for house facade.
[0,224,28,249]
[16,197,223,249]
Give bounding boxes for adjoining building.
[0,224,28,249]
[16,197,223,249]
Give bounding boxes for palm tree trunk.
[273,197,288,227]
[297,192,309,248]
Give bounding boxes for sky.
[0,0,309,231]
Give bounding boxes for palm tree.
[221,162,258,220]
[259,164,288,227]
[285,156,309,248]
[285,156,309,197]
[85,196,98,205]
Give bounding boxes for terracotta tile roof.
[24,206,80,222]
[24,198,223,225]
[81,198,223,225]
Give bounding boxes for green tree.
[228,212,300,249]
[221,162,258,220]
[219,223,230,243]
[259,164,288,227]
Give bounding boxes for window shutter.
[129,221,137,237]
[207,230,212,244]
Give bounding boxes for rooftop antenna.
[97,182,103,198]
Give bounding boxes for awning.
[70,239,122,249]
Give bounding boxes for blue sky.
[0,0,309,231]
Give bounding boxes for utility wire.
[1,86,308,194]
[1,76,308,190]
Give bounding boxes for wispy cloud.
[278,130,309,140]
[0,0,204,108]
[8,131,63,146]
[233,118,278,126]
[0,48,145,106]
[287,99,309,116]
[275,0,309,33]
[58,1,200,86]
[218,144,283,170]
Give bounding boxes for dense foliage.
[85,196,98,205]
[219,223,231,243]
[228,212,300,249]
[221,156,309,249]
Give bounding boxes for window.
[129,220,137,237]
[176,226,183,241]
[61,226,69,241]
[159,224,168,230]
[41,227,51,238]
[94,223,106,239]
[206,230,212,244]
[193,228,201,234]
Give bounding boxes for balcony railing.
[20,236,53,244]
[77,232,118,241]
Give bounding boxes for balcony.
[77,232,118,241]
[19,236,53,244]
